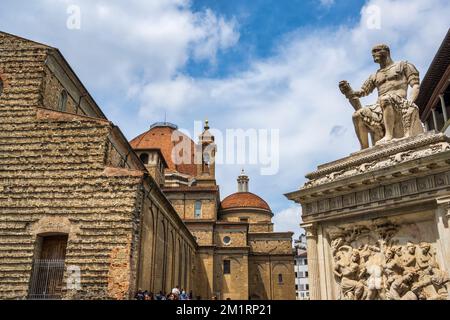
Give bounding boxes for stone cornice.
[293,133,450,200]
[305,132,448,181]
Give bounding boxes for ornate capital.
[436,196,450,219]
[302,223,317,238]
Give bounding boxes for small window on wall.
[139,153,149,164]
[58,89,68,112]
[0,78,4,96]
[278,274,283,284]
[194,200,202,218]
[223,260,231,274]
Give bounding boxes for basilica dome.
[219,170,273,226]
[130,122,197,177]
[220,192,271,212]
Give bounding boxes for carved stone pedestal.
[286,132,450,300]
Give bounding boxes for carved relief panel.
[327,219,449,300]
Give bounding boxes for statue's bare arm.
[406,62,420,103]
[353,75,376,98]
[409,84,420,103]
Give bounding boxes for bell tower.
[196,120,216,186]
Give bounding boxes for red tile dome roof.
[221,192,271,211]
[129,123,197,177]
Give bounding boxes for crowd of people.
[134,286,194,300]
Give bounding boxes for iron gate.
[28,259,65,300]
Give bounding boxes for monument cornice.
[306,132,449,180]
[294,133,450,201]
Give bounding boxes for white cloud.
[1,0,449,243]
[0,0,239,90]
[134,0,450,236]
[319,0,336,8]
[273,206,303,240]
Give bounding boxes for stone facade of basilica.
[0,31,295,300]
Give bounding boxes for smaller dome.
[221,192,271,211]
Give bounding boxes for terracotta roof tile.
[130,125,197,177]
[221,192,271,211]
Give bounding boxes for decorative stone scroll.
[328,221,449,300]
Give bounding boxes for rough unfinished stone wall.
[0,32,196,300]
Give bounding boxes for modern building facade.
[0,31,295,300]
[294,234,309,300]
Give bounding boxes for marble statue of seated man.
[339,44,424,150]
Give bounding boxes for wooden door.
[29,235,68,299]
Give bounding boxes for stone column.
[439,94,448,123]
[435,197,450,276]
[432,108,439,131]
[303,223,321,300]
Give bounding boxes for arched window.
[58,90,68,112]
[278,273,283,284]
[0,78,4,96]
[139,153,149,164]
[223,260,231,274]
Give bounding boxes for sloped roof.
[416,29,450,116]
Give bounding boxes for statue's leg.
[353,111,370,149]
[355,282,365,300]
[378,96,395,144]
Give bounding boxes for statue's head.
[385,248,394,259]
[372,44,391,64]
[419,242,430,254]
[406,242,416,254]
[351,250,360,262]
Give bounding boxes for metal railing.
[28,259,66,300]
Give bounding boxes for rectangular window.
[299,284,305,291]
[304,258,308,265]
[306,284,309,290]
[194,200,202,218]
[295,272,297,278]
[305,271,309,277]
[223,260,231,274]
[278,274,283,284]
[298,271,303,278]
[295,284,298,290]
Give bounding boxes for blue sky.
[0,0,449,239]
[186,0,366,77]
